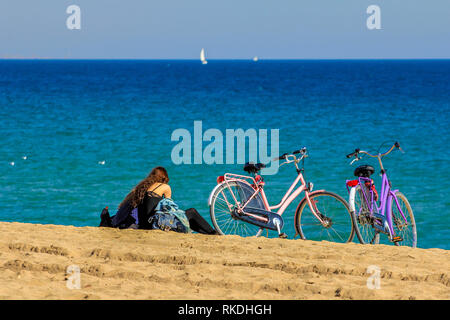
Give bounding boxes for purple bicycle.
[345,142,417,247]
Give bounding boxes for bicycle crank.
[371,213,390,235]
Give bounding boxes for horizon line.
[1,57,450,61]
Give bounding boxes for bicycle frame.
[220,170,327,225]
[348,158,408,240]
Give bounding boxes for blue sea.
[0,60,448,249]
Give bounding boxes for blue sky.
[0,0,449,59]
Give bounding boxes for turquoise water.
[0,60,448,249]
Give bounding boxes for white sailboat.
[253,56,259,62]
[200,48,208,65]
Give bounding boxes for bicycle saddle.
[243,162,266,174]
[354,165,375,178]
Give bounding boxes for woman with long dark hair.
[100,166,217,235]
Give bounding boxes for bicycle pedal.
[392,236,403,243]
[278,233,288,239]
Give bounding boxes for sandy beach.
[0,221,448,300]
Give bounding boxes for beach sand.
[0,221,448,300]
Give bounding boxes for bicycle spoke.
[329,227,345,242]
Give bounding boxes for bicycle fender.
[348,187,357,213]
[386,192,395,235]
[207,182,224,206]
[390,189,400,195]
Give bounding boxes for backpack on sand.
[149,198,191,233]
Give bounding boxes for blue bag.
[149,198,191,233]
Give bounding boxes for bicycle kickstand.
[274,219,288,239]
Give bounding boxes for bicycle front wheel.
[294,191,355,243]
[391,192,417,248]
[209,181,265,237]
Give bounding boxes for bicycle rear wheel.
[351,185,380,245]
[391,192,417,248]
[294,191,355,243]
[209,181,265,237]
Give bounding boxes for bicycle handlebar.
[293,147,307,155]
[276,153,289,161]
[346,148,360,158]
[275,147,307,161]
[346,142,402,162]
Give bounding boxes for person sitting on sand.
[100,166,218,235]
